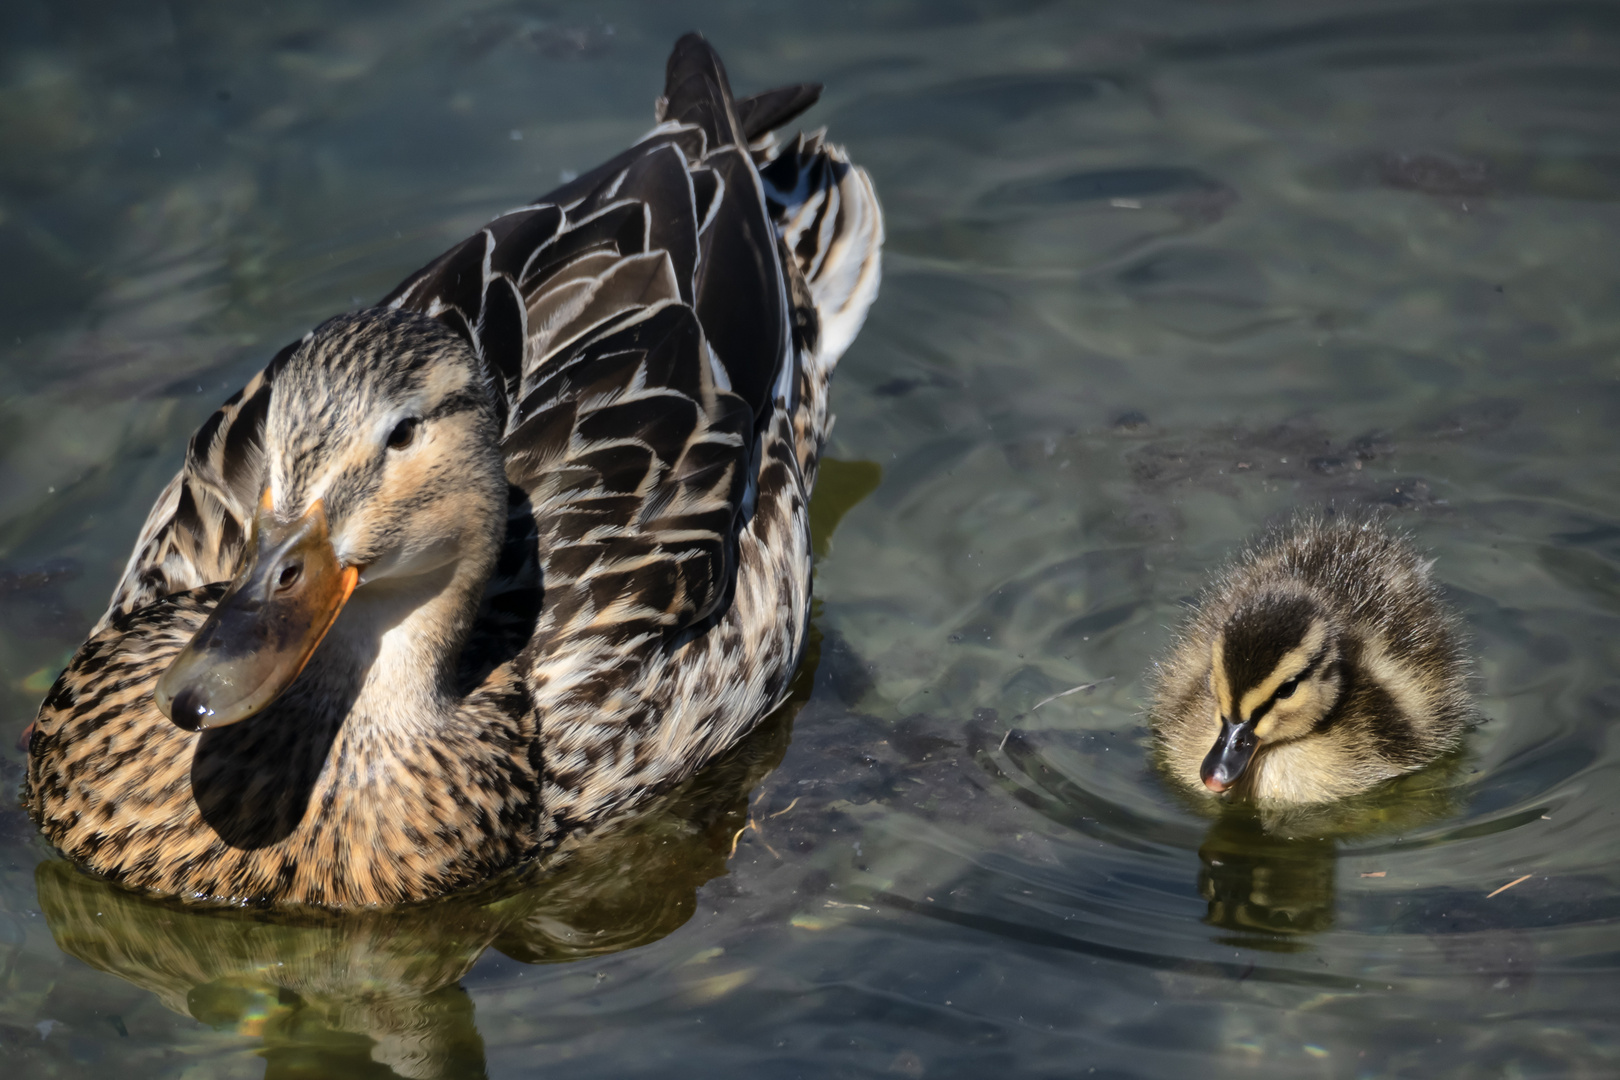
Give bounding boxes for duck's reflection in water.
[36,689,803,1080]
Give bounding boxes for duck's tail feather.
[656,33,877,381]
[759,131,885,376]
[661,34,822,140]
[736,83,823,141]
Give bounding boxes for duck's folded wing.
[505,301,754,659]
[388,34,811,657]
[382,35,808,430]
[98,34,824,647]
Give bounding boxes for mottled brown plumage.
[26,34,884,906]
[1149,516,1472,806]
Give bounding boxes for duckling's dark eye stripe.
[1247,646,1329,723]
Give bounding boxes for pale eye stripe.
[1209,634,1234,720]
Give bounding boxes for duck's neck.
[303,557,490,736]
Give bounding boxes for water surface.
[1,1,1619,1076]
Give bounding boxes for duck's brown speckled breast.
[26,588,541,907]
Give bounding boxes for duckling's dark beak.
[155,491,358,731]
[1201,717,1257,794]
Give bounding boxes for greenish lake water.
[2,1,1619,1076]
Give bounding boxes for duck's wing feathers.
[382,35,799,427]
[504,301,754,653]
[386,33,806,655]
[98,34,858,658]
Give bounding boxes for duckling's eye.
[386,418,420,450]
[1276,676,1300,700]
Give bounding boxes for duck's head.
[1200,588,1344,795]
[155,308,506,731]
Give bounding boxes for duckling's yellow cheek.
[1254,699,1303,741]
[1253,681,1334,742]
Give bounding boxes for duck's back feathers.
[507,302,753,649]
[99,31,878,648]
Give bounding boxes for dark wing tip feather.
[663,32,743,149]
[735,83,823,141]
[666,35,821,144]
[666,32,726,91]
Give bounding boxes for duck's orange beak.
[155,491,358,731]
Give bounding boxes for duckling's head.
[156,308,506,731]
[1202,587,1344,794]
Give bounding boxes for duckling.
[1150,516,1471,806]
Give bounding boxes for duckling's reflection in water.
[1193,757,1464,951]
[1198,814,1337,948]
[36,689,803,1080]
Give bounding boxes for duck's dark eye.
[387,418,420,450]
[1276,677,1300,700]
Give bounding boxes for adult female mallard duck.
[1149,516,1471,806]
[25,34,883,907]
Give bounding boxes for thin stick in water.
[1486,874,1532,899]
[1032,676,1115,711]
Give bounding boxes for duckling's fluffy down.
[1149,516,1472,806]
